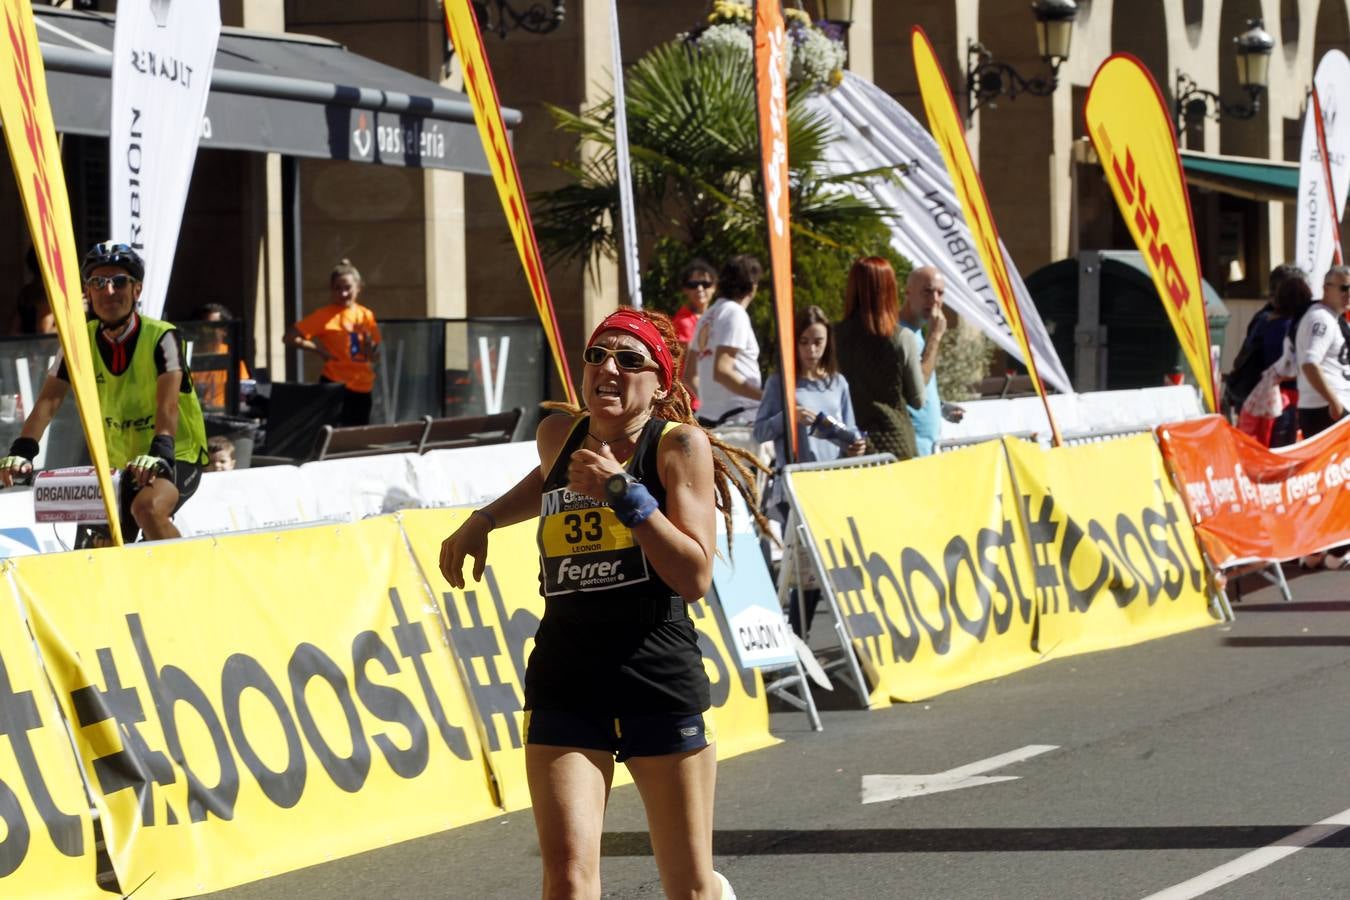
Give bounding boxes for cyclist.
[0,241,208,545]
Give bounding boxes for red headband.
[587,308,674,389]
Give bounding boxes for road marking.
[1141,807,1350,900]
[861,744,1058,804]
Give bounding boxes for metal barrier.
[778,452,898,709]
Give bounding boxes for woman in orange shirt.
[285,259,381,426]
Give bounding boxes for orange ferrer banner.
[755,1,797,458]
[0,0,121,539]
[1157,415,1350,567]
[442,1,576,405]
[910,27,1061,445]
[1085,55,1217,413]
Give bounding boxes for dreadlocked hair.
[543,308,775,545]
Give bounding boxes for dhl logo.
[1111,147,1192,316]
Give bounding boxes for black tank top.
[536,415,683,622]
[525,415,710,715]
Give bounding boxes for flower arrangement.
[686,1,847,91]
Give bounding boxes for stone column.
[429,48,468,320]
[846,0,873,82]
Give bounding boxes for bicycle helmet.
[81,241,144,281]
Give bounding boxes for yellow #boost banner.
[1086,55,1216,412]
[12,518,497,900]
[442,1,575,404]
[790,437,1216,702]
[1004,435,1215,658]
[0,566,102,899]
[790,441,1041,703]
[0,0,120,535]
[399,508,778,812]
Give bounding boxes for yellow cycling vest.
[90,316,208,469]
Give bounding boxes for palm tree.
[533,39,905,333]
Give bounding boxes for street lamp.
[1174,18,1275,130]
[469,0,566,39]
[966,0,1079,124]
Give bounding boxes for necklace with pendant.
[588,417,648,447]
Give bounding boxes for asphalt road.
[207,564,1350,900]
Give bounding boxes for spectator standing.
[753,305,866,466]
[1226,263,1305,413]
[834,257,924,460]
[1240,275,1312,447]
[1293,265,1350,570]
[191,302,246,412]
[898,265,950,456]
[754,305,865,637]
[285,259,381,426]
[673,259,717,410]
[691,255,763,427]
[1295,264,1350,437]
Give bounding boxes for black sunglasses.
[683,280,714,289]
[584,345,654,371]
[85,274,137,291]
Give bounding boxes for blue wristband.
[610,481,659,527]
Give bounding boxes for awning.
[1179,149,1299,204]
[33,6,519,174]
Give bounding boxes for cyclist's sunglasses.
[85,274,138,291]
[583,345,655,371]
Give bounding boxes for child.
[205,435,236,472]
[753,306,865,635]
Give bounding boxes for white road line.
[1141,807,1350,900]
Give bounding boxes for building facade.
[8,0,1345,386]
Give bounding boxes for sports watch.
[605,472,637,504]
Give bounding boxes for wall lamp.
[966,0,1078,125]
[1175,18,1274,130]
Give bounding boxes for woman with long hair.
[439,308,766,899]
[753,304,866,465]
[833,257,925,460]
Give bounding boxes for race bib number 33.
[539,487,650,594]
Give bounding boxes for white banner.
[110,0,220,319]
[608,0,642,308]
[1295,50,1350,285]
[807,73,1073,394]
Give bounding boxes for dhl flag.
[1085,55,1217,412]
